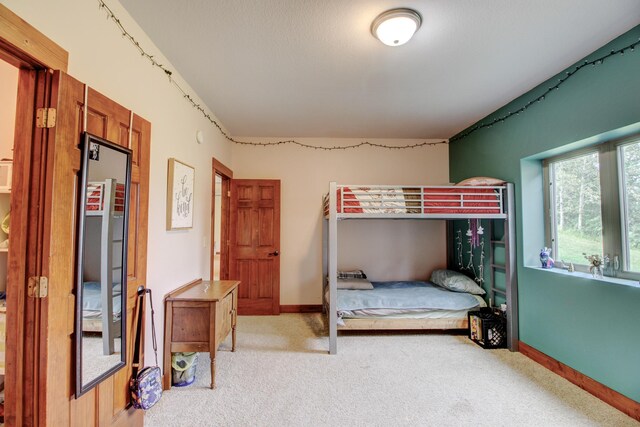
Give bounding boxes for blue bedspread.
[83,281,122,315]
[337,281,480,311]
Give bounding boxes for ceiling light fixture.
[371,8,422,47]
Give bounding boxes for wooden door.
[83,87,150,426]
[229,179,280,315]
[35,71,149,426]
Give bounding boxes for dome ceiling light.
[371,8,422,47]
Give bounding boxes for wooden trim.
[5,67,45,427]
[0,4,68,71]
[338,317,468,330]
[212,158,233,179]
[0,7,69,423]
[280,305,322,313]
[162,291,173,390]
[211,158,233,281]
[519,341,640,421]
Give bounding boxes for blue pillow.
[430,269,486,295]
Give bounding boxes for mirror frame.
[75,132,132,397]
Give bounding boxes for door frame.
[0,5,69,425]
[211,158,233,281]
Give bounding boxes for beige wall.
[231,138,449,305]
[3,0,232,362]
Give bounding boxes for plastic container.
[171,352,199,386]
[468,307,507,349]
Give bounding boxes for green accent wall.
[449,26,640,403]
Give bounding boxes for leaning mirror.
[75,132,131,397]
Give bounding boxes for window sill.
[525,266,640,289]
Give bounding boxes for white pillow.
[337,278,374,290]
[456,177,505,186]
[430,269,486,295]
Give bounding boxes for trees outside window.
[544,136,640,280]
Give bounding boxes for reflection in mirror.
[76,132,131,397]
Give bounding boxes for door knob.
[268,250,279,257]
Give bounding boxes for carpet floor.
[145,314,638,426]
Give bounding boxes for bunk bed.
[82,178,125,355]
[322,182,518,355]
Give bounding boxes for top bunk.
[85,179,126,217]
[323,181,512,220]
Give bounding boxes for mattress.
[332,281,484,323]
[339,295,486,319]
[337,281,481,310]
[82,281,122,319]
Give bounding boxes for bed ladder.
[488,183,518,351]
[487,218,505,309]
[100,179,121,356]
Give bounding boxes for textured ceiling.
[119,0,640,139]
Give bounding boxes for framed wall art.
[167,158,195,230]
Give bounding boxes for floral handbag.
[130,287,162,410]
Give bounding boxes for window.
[620,141,640,272]
[544,135,640,280]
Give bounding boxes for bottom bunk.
[325,278,486,332]
[82,281,122,355]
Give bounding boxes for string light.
[96,0,445,150]
[98,0,638,148]
[450,37,639,143]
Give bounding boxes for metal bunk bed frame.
[84,178,123,355]
[322,181,518,355]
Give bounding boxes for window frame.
[543,134,640,281]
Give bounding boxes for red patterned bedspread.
[326,185,503,216]
[87,182,125,212]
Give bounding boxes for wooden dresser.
[163,279,240,389]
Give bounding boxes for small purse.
[130,287,162,410]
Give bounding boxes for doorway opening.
[0,53,19,416]
[213,174,222,280]
[211,158,233,282]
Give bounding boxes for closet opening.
[213,174,222,280]
[211,158,233,281]
[0,54,18,420]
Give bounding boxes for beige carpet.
[145,314,638,426]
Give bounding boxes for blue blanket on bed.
[336,281,480,311]
[83,281,122,314]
